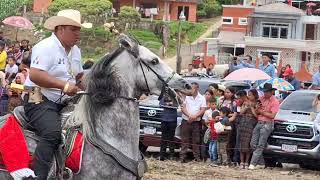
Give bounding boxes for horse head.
[118,34,191,96]
[86,34,191,105]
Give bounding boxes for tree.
[197,0,222,18]
[118,6,141,26]
[48,0,112,24]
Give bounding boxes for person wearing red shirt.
[249,83,280,170]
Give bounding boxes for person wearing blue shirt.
[241,55,255,68]
[259,53,276,78]
[159,95,178,161]
[312,65,320,89]
[229,57,248,72]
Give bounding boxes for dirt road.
[144,158,320,180]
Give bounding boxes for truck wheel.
[265,158,282,168]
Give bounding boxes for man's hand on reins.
[64,82,80,96]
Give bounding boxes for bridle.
[137,56,176,100]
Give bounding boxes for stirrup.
[22,176,37,180]
[63,167,73,180]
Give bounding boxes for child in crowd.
[5,56,18,83]
[218,106,231,126]
[216,106,232,165]
[216,85,225,104]
[13,42,23,65]
[208,83,219,102]
[208,111,220,166]
[20,39,30,52]
[203,97,219,123]
[7,73,24,112]
[202,97,218,161]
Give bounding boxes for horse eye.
[151,58,159,65]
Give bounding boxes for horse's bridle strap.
[138,58,176,96]
[76,92,138,103]
[87,135,147,179]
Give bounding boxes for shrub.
[48,0,112,24]
[119,6,141,25]
[197,0,222,18]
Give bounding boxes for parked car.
[139,95,182,153]
[264,90,320,170]
[183,76,251,94]
[138,77,251,152]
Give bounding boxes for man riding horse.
[15,9,92,180]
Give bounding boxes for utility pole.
[176,9,186,74]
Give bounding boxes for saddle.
[11,106,148,180]
[11,106,79,179]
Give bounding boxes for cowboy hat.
[44,9,92,30]
[261,83,277,92]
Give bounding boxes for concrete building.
[205,2,320,73]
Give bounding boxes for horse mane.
[86,47,125,106]
[69,47,128,138]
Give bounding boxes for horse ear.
[118,34,138,51]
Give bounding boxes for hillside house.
[203,5,255,64]
[33,0,52,13]
[113,0,198,22]
[205,2,320,73]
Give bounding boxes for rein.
[77,92,137,102]
[137,58,176,100]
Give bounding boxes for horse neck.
[82,54,141,161]
[94,97,140,161]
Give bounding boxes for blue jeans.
[250,121,274,166]
[209,140,218,161]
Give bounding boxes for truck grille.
[268,138,318,150]
[272,122,314,139]
[139,107,163,122]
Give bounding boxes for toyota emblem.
[286,124,297,133]
[147,110,157,117]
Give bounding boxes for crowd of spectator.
[159,81,280,170]
[0,32,96,116]
[159,52,319,169]
[0,32,32,115]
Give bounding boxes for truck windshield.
[281,92,318,112]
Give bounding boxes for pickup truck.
[264,90,320,170]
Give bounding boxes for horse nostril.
[185,83,191,90]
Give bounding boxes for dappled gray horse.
[0,35,191,180]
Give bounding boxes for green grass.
[167,21,207,43]
[81,17,217,59]
[128,29,163,53]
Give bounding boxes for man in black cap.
[249,83,279,170]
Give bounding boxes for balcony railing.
[244,36,320,52]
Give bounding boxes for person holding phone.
[249,83,279,170]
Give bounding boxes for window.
[222,17,233,25]
[261,23,290,39]
[238,18,247,25]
